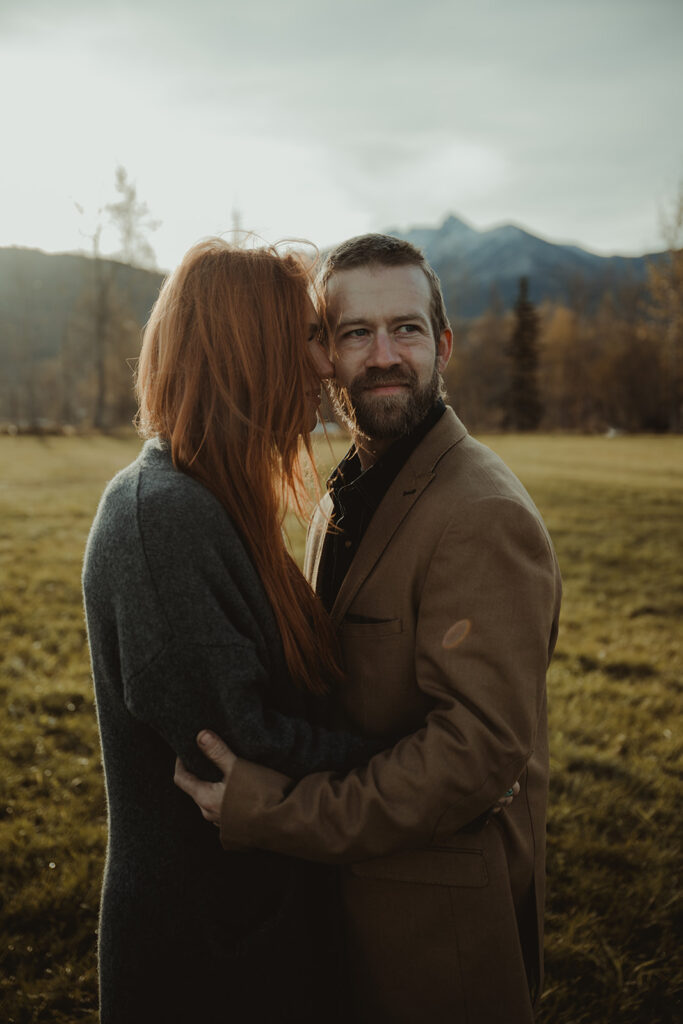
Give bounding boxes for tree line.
[0,258,152,434]
[447,213,683,434]
[3,256,681,436]
[1,177,682,435]
[0,168,160,433]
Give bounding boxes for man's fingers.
[491,780,521,814]
[174,757,222,825]
[197,730,233,770]
[174,757,199,797]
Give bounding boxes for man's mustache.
[351,368,418,391]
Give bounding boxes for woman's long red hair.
[136,238,339,694]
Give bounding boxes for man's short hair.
[319,233,450,343]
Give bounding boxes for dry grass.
[1,431,681,1023]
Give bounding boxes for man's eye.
[343,328,369,339]
[397,324,420,335]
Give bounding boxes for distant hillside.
[0,224,664,363]
[388,215,664,318]
[0,247,164,361]
[0,228,676,432]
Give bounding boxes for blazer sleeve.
[218,496,561,862]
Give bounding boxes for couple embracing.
[83,233,561,1023]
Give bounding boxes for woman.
[82,239,380,1023]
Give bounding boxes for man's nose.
[367,328,400,368]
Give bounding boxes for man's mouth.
[359,376,413,391]
[364,384,408,394]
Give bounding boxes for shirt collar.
[328,399,446,513]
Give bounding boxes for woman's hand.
[173,730,237,825]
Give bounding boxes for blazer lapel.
[330,408,467,626]
[304,493,333,591]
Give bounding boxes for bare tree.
[72,221,114,430]
[65,261,140,430]
[70,167,159,428]
[105,165,160,269]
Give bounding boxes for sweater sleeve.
[124,636,382,782]
[113,464,383,781]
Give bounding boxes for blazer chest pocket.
[339,617,402,639]
[349,848,488,889]
[337,617,418,734]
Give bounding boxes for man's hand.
[173,726,519,831]
[173,730,237,826]
[492,781,520,813]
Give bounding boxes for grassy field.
[1,431,681,1023]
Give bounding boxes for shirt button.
[344,540,352,548]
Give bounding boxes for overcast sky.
[1,0,681,269]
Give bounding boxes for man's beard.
[328,362,444,441]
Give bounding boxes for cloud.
[1,0,681,262]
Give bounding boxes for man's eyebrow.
[335,312,429,329]
[335,315,366,329]
[390,312,430,325]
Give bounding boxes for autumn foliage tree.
[647,187,683,431]
[444,290,510,431]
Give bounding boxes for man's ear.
[437,328,453,373]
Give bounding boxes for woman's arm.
[83,459,383,782]
[123,634,383,781]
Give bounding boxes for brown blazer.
[220,409,562,1023]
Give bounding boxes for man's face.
[326,264,453,442]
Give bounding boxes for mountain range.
[0,217,665,368]
[389,214,663,318]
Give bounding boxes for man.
[175,235,562,1023]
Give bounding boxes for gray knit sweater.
[83,440,378,1023]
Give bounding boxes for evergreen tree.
[506,276,543,430]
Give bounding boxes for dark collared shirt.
[317,400,446,613]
